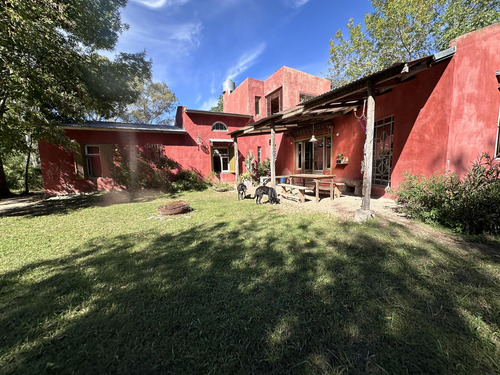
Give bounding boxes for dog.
[255,185,279,205]
[237,183,247,200]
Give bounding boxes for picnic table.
[288,174,342,203]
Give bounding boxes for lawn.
[0,190,499,374]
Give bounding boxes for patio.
[242,185,400,222]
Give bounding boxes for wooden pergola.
[230,47,455,212]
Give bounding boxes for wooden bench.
[313,180,345,202]
[277,183,308,203]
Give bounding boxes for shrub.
[393,154,500,234]
[111,145,179,191]
[239,172,252,181]
[172,170,208,192]
[256,158,270,178]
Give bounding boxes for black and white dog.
[255,185,279,205]
[237,183,247,200]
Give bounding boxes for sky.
[110,0,374,112]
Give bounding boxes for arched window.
[211,122,228,131]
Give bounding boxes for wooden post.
[234,137,239,184]
[361,80,375,211]
[270,123,276,187]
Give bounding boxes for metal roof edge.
[433,46,456,62]
[62,122,187,133]
[184,109,253,118]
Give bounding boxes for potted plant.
[336,152,348,164]
[239,172,253,188]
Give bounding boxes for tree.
[327,0,499,88]
[0,0,151,196]
[119,80,178,125]
[210,95,224,112]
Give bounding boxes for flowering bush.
[393,153,500,234]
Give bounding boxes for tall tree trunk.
[0,97,12,197]
[23,136,33,194]
[0,152,12,198]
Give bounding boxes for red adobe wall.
[172,107,251,179]
[263,68,284,111]
[39,129,189,194]
[281,67,331,109]
[223,78,264,118]
[383,60,454,188]
[278,61,454,197]
[224,66,331,118]
[296,21,499,197]
[39,140,97,194]
[169,108,284,181]
[446,23,500,174]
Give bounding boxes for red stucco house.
[39,25,499,198]
[230,23,500,198]
[39,67,330,194]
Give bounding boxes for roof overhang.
[62,122,188,134]
[185,109,253,119]
[230,48,455,138]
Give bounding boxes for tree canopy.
[119,80,178,125]
[0,0,151,196]
[327,0,500,88]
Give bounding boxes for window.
[295,135,331,172]
[212,147,230,173]
[257,146,261,163]
[314,140,324,170]
[74,144,113,179]
[296,143,302,169]
[372,116,394,186]
[85,145,102,178]
[211,122,228,131]
[299,93,315,103]
[255,96,261,116]
[325,136,331,169]
[266,88,283,116]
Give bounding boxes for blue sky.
[113,0,374,111]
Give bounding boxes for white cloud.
[284,0,311,8]
[199,96,220,111]
[131,0,189,9]
[116,18,202,58]
[226,43,266,81]
[171,21,202,48]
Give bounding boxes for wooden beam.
[270,123,276,187]
[361,80,375,211]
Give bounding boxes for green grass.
[0,190,499,374]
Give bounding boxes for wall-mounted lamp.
[196,133,202,150]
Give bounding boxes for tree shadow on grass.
[0,190,175,218]
[0,216,499,374]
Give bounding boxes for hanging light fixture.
[309,123,317,142]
